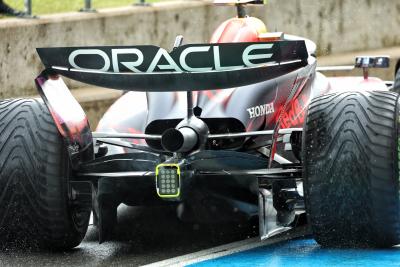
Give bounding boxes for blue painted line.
[188,238,400,267]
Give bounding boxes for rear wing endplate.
[37,41,308,92]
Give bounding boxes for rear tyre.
[0,99,90,250]
[303,91,400,248]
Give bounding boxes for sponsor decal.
[280,94,308,128]
[247,102,275,119]
[66,43,274,73]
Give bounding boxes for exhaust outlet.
[161,127,198,152]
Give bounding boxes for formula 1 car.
[1,0,400,250]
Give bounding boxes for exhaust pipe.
[161,127,198,153]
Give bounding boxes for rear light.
[156,164,181,198]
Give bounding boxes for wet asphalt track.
[0,205,259,267]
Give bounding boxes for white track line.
[142,227,309,267]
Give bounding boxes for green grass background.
[4,0,162,15]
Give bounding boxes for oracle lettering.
[67,44,274,73]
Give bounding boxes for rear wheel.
[0,99,90,250]
[303,91,400,248]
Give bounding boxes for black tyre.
[0,99,90,250]
[393,69,400,93]
[303,91,400,248]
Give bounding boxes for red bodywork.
[208,16,389,131]
[210,16,313,131]
[210,17,267,43]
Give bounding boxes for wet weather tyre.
[0,99,90,250]
[303,91,400,248]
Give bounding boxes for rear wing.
[37,41,308,92]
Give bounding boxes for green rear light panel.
[156,164,181,198]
